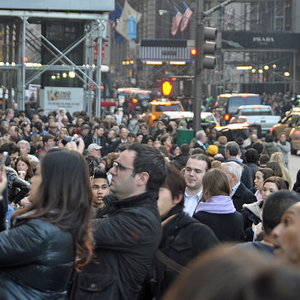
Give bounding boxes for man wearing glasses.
[70,143,167,300]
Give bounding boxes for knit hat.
[206,145,219,156]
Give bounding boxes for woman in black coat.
[139,165,219,300]
[0,149,93,299]
[194,168,244,242]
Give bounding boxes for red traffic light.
[191,48,197,56]
[162,81,173,97]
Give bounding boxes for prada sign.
[222,31,300,49]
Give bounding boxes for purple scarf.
[197,195,236,214]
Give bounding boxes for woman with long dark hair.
[0,149,93,299]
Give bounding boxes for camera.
[62,136,79,146]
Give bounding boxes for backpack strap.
[156,249,188,274]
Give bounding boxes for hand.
[0,165,7,195]
[20,197,31,208]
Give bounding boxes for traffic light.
[202,26,217,69]
[162,81,173,97]
[190,48,197,56]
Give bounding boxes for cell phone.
[0,151,8,170]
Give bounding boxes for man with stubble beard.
[183,154,211,217]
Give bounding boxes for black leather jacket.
[69,191,162,300]
[6,167,30,204]
[0,218,75,299]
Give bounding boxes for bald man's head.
[272,202,300,268]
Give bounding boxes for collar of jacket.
[161,202,183,222]
[101,190,159,214]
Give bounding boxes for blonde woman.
[270,152,292,189]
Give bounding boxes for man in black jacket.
[69,143,167,300]
[225,141,253,189]
[222,161,256,212]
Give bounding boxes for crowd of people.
[0,105,300,299]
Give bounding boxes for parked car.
[271,107,300,154]
[230,105,281,136]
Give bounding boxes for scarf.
[197,195,236,214]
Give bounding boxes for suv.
[142,99,186,126]
[215,93,262,124]
[271,107,300,154]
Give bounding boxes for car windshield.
[156,104,182,112]
[202,114,215,122]
[136,93,151,100]
[228,96,261,114]
[240,108,272,116]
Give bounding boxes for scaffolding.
[0,9,109,117]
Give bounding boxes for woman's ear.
[203,190,210,201]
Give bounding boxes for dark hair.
[202,169,231,198]
[266,161,283,177]
[245,148,259,164]
[265,134,274,143]
[225,141,240,156]
[146,135,154,142]
[163,246,300,300]
[257,167,274,181]
[161,134,170,145]
[235,136,244,146]
[259,154,270,166]
[262,190,300,235]
[191,148,205,155]
[252,142,264,155]
[180,143,190,155]
[43,134,56,144]
[189,154,211,171]
[163,164,186,207]
[33,121,43,132]
[0,142,19,156]
[93,167,108,180]
[12,150,93,269]
[170,144,179,155]
[263,176,288,190]
[127,143,167,191]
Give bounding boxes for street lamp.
[284,72,290,77]
[69,71,76,78]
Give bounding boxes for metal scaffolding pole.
[21,16,26,111]
[95,24,103,117]
[25,23,100,86]
[25,21,100,88]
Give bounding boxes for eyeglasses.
[112,161,134,172]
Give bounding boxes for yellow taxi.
[142,99,185,126]
[271,107,300,154]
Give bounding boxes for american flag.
[171,6,182,36]
[180,2,193,32]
